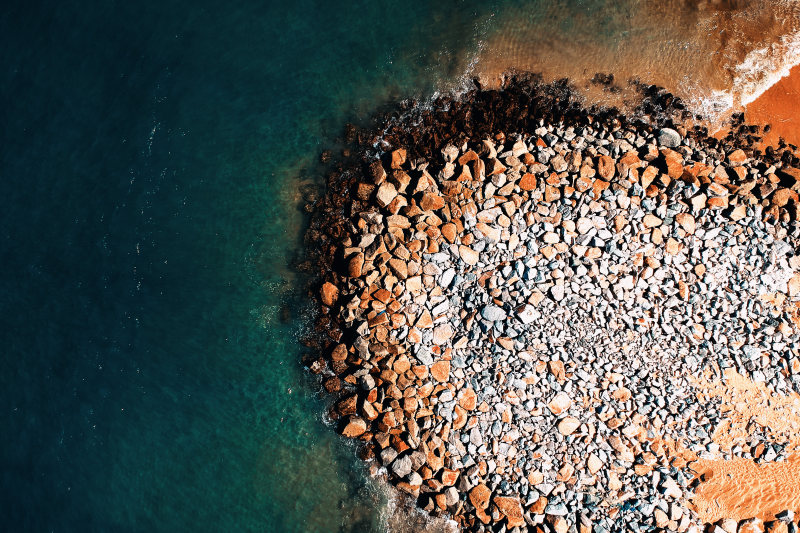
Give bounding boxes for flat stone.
[459,245,480,265]
[431,360,450,382]
[481,304,507,321]
[642,214,662,228]
[547,392,572,415]
[341,416,367,437]
[658,128,681,148]
[557,417,580,435]
[674,212,695,234]
[494,496,525,528]
[321,282,339,306]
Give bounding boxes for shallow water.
[1,1,798,532]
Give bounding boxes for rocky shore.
[303,75,800,532]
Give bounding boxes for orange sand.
[690,456,800,523]
[746,64,800,149]
[687,368,800,523]
[690,367,800,455]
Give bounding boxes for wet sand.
[746,64,800,149]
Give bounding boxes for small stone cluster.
[305,80,800,532]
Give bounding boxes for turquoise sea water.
[2,1,797,532]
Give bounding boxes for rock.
[458,387,477,410]
[642,214,662,228]
[392,454,413,477]
[674,212,695,234]
[469,484,491,510]
[587,454,603,474]
[375,182,398,207]
[519,173,537,191]
[341,416,367,437]
[348,252,365,277]
[388,258,408,279]
[494,496,525,528]
[431,360,450,383]
[432,324,453,345]
[597,155,615,180]
[557,417,580,436]
[547,392,572,415]
[654,508,669,528]
[391,148,407,169]
[658,128,681,147]
[459,245,480,266]
[441,223,457,243]
[321,282,339,306]
[419,192,445,211]
[481,304,507,321]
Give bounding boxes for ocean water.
[1,1,797,532]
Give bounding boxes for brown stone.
[430,360,450,383]
[547,391,572,415]
[341,416,367,437]
[641,166,658,189]
[419,192,445,211]
[597,155,615,180]
[348,252,364,277]
[331,343,348,361]
[642,214,662,228]
[459,245,480,266]
[708,196,729,209]
[592,179,610,199]
[458,387,477,410]
[441,469,459,486]
[494,496,525,528]
[557,416,580,435]
[545,185,560,202]
[728,148,747,165]
[469,483,491,510]
[441,223,457,243]
[674,212,695,234]
[391,148,407,169]
[388,258,408,279]
[519,173,537,191]
[772,188,797,207]
[320,282,339,306]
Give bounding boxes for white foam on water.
[734,29,800,107]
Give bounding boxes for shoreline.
[304,75,800,532]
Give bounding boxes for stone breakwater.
[303,77,800,532]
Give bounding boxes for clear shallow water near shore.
[1,1,798,532]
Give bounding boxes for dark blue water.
[0,1,495,531]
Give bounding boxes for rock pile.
[304,78,800,532]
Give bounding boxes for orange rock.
[597,155,615,180]
[547,391,572,415]
[529,496,547,514]
[419,192,445,211]
[441,223,457,243]
[728,149,747,165]
[592,179,610,199]
[441,468,459,486]
[469,483,491,510]
[519,173,537,191]
[674,212,695,234]
[341,416,367,437]
[494,496,525,528]
[430,360,450,383]
[391,148,407,169]
[575,176,593,193]
[458,387,477,410]
[320,282,339,306]
[708,196,729,209]
[331,344,348,361]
